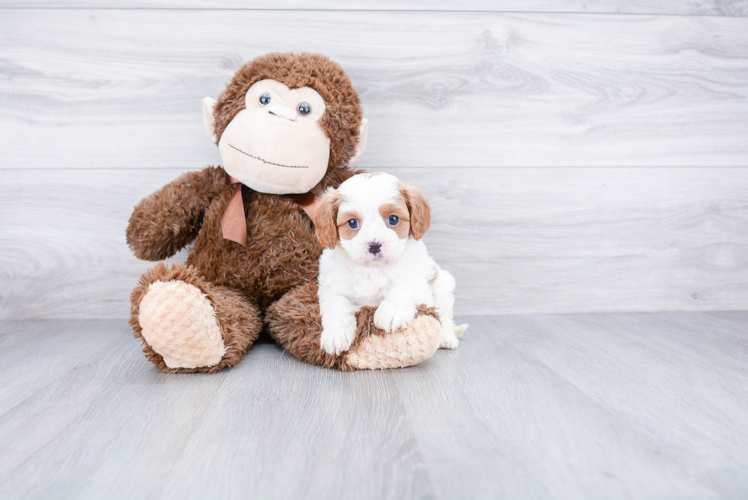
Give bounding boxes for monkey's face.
[210,79,332,194]
[205,53,368,194]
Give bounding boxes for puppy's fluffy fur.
[315,172,466,355]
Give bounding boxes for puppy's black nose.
[368,242,382,255]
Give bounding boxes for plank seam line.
[0,7,745,18]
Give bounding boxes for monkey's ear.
[202,97,218,144]
[349,118,368,164]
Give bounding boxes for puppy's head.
[315,173,431,266]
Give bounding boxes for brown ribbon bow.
[221,175,320,246]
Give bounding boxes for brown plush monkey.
[127,52,442,373]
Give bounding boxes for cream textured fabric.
[138,280,226,369]
[345,315,441,370]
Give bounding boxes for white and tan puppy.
[315,172,466,355]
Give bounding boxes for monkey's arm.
[126,166,228,261]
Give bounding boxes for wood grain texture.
[1,10,748,169]
[2,167,747,319]
[1,313,747,499]
[0,320,434,500]
[392,313,748,499]
[1,1,747,16]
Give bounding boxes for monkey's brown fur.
[127,53,438,372]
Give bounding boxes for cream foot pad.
[138,280,226,369]
[345,315,441,370]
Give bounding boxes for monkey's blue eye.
[297,102,311,116]
[388,215,400,226]
[259,93,271,106]
[347,219,359,230]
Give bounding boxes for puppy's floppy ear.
[315,188,341,249]
[399,182,431,240]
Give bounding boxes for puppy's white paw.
[439,330,460,349]
[374,300,416,332]
[320,315,357,355]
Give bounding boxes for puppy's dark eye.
[297,102,311,116]
[388,215,400,226]
[259,93,271,106]
[347,219,359,230]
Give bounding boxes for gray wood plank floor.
[2,313,747,499]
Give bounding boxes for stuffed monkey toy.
[126,52,442,372]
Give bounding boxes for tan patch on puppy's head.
[398,182,431,240]
[315,188,341,249]
[337,209,363,240]
[379,202,411,239]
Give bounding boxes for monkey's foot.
[345,313,441,370]
[130,263,262,373]
[138,280,225,369]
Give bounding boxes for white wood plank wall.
[1,3,747,319]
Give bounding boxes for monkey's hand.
[126,166,228,261]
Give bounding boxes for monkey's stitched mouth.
[229,144,309,169]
